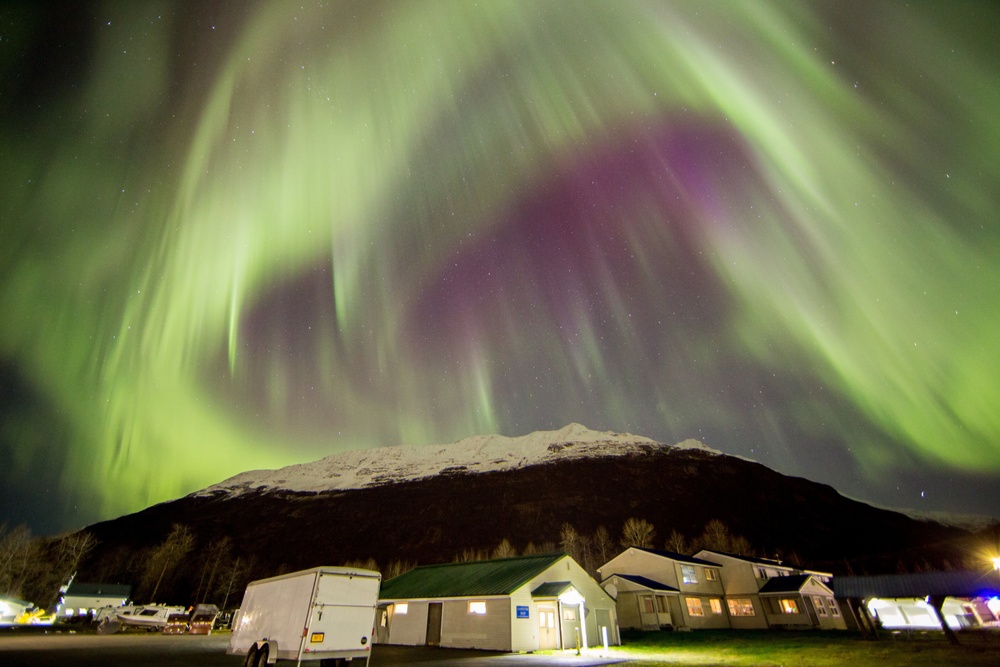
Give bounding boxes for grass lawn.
[597,629,1000,666]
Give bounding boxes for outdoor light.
[991,556,1000,571]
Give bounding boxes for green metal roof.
[380,554,567,600]
[531,581,574,598]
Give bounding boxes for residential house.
[694,550,845,630]
[377,553,619,652]
[597,548,728,630]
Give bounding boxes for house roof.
[379,554,566,600]
[759,574,812,595]
[696,550,787,567]
[832,571,1000,600]
[606,573,679,593]
[65,582,132,598]
[633,547,721,567]
[532,581,575,598]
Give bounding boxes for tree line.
[4,515,978,612]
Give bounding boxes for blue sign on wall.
[516,605,530,619]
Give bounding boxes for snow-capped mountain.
[197,423,719,497]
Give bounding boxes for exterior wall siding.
[507,588,539,652]
[440,598,511,651]
[384,601,430,646]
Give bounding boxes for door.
[538,605,559,650]
[426,603,443,646]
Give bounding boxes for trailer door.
[303,572,380,656]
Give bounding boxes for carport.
[832,570,1000,644]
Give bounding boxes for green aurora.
[2,1,999,533]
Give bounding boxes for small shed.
[377,553,619,652]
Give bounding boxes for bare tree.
[344,557,379,571]
[620,517,656,549]
[455,548,488,562]
[142,524,195,602]
[592,526,613,567]
[384,560,416,579]
[492,538,517,559]
[665,529,688,554]
[559,523,581,561]
[194,536,232,603]
[0,524,36,598]
[54,532,98,579]
[217,554,257,610]
[576,533,595,575]
[729,534,755,557]
[698,519,732,553]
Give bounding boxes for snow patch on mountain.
[196,423,719,498]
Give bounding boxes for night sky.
[2,1,999,536]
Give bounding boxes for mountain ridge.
[196,422,720,498]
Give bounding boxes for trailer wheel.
[243,646,257,667]
[254,644,270,667]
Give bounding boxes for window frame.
[727,598,756,616]
[778,598,800,614]
[685,597,704,617]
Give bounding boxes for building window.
[727,598,756,616]
[395,603,408,615]
[468,601,487,615]
[681,565,698,584]
[641,596,654,613]
[709,598,723,615]
[685,597,704,617]
[705,568,718,581]
[563,608,576,621]
[757,568,768,579]
[829,599,840,616]
[813,596,827,616]
[779,599,799,614]
[655,596,670,614]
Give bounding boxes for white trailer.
[228,566,381,667]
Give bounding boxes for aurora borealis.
[2,1,999,535]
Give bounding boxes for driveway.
[0,630,626,667]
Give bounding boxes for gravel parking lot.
[0,629,624,667]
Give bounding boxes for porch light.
[558,590,584,606]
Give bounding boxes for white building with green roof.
[376,553,619,652]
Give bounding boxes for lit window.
[563,608,576,621]
[727,598,755,616]
[395,603,408,615]
[685,597,704,617]
[779,599,799,614]
[468,601,487,615]
[681,565,698,584]
[705,569,717,581]
[813,597,827,616]
[709,599,723,614]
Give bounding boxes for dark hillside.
[78,447,973,604]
